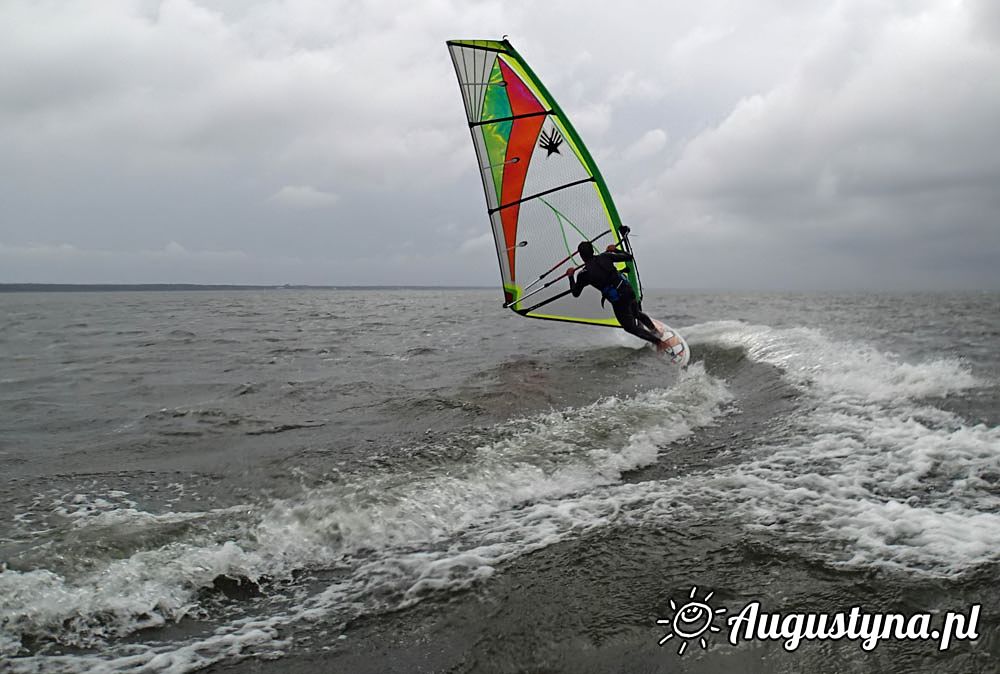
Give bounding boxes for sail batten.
[447,39,639,327]
[470,110,551,128]
[488,177,596,214]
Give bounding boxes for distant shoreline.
[0,284,494,292]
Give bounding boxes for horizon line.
[1,283,996,294]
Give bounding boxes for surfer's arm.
[603,251,633,263]
[569,269,590,297]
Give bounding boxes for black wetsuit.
[569,251,661,345]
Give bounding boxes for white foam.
[686,320,978,400]
[250,364,730,568]
[683,320,999,575]
[0,539,269,652]
[3,365,733,671]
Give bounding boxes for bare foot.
[656,339,670,353]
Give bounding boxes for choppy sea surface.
[1,289,998,673]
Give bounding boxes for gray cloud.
[1,0,997,290]
[624,0,1000,289]
[269,185,340,209]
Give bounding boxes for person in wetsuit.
[566,235,666,350]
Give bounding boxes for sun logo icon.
[657,586,727,655]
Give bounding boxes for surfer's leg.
[628,293,659,334]
[613,302,661,345]
[635,308,658,334]
[629,300,663,340]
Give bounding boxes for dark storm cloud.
[1,0,997,289]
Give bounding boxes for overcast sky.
[1,0,998,290]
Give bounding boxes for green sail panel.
[447,39,639,328]
[480,60,512,203]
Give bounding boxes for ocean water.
[0,289,997,673]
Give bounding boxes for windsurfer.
[566,234,667,351]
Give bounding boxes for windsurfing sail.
[447,38,640,328]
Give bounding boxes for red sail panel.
[498,58,545,278]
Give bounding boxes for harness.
[600,271,631,305]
